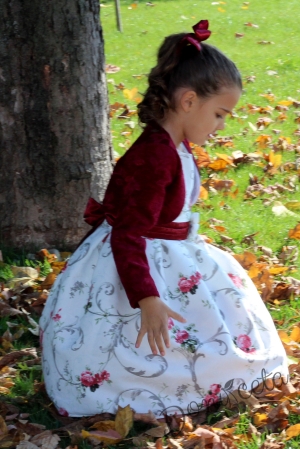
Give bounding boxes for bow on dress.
[84,197,107,228]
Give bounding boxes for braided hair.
[137,33,242,125]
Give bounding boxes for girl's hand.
[135,296,186,356]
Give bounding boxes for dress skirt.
[39,145,288,417]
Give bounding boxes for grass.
[101,0,300,279]
[1,1,300,448]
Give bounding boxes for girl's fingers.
[162,326,170,348]
[135,327,146,348]
[153,331,166,356]
[147,331,158,355]
[136,301,186,355]
[169,309,186,323]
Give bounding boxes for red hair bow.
[182,20,211,51]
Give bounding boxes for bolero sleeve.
[108,138,183,309]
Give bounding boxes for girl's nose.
[217,121,225,131]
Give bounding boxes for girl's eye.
[216,114,223,119]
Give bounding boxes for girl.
[40,20,288,417]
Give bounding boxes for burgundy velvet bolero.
[88,123,196,308]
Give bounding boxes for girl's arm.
[109,136,186,354]
[110,141,181,308]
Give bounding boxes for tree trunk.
[0,0,113,249]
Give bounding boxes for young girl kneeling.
[40,20,288,417]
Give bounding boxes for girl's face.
[180,86,241,146]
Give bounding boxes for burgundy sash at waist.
[83,197,189,241]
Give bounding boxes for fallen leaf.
[290,326,300,343]
[253,412,268,427]
[30,431,60,449]
[132,435,149,446]
[0,348,38,370]
[105,64,120,73]
[215,153,234,165]
[256,134,272,148]
[268,150,282,168]
[124,120,135,129]
[115,405,134,438]
[288,224,300,240]
[267,70,278,76]
[81,427,123,445]
[278,100,293,106]
[269,267,289,275]
[233,251,257,270]
[16,442,39,449]
[10,266,39,280]
[192,146,211,167]
[168,438,184,449]
[277,113,288,122]
[258,41,274,45]
[117,107,136,119]
[145,423,169,437]
[272,202,298,218]
[50,262,67,275]
[256,117,274,129]
[260,93,275,102]
[285,201,300,211]
[199,186,208,200]
[208,160,229,171]
[245,75,256,83]
[36,249,57,263]
[123,87,141,103]
[285,423,300,440]
[90,420,116,431]
[244,22,259,28]
[40,273,57,290]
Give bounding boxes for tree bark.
[0,0,113,249]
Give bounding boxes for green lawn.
[101,0,300,275]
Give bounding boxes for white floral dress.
[40,144,288,418]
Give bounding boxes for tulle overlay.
[40,145,288,417]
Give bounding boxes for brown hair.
[137,33,242,125]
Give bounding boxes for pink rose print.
[204,394,220,407]
[178,278,194,293]
[175,330,189,344]
[58,407,69,417]
[80,371,95,387]
[168,318,175,330]
[228,273,244,289]
[190,272,202,285]
[178,272,201,296]
[236,334,251,350]
[93,373,103,385]
[80,369,111,391]
[210,383,221,395]
[100,370,110,381]
[235,334,256,353]
[51,308,62,321]
[94,370,110,384]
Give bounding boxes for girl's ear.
[179,90,198,113]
